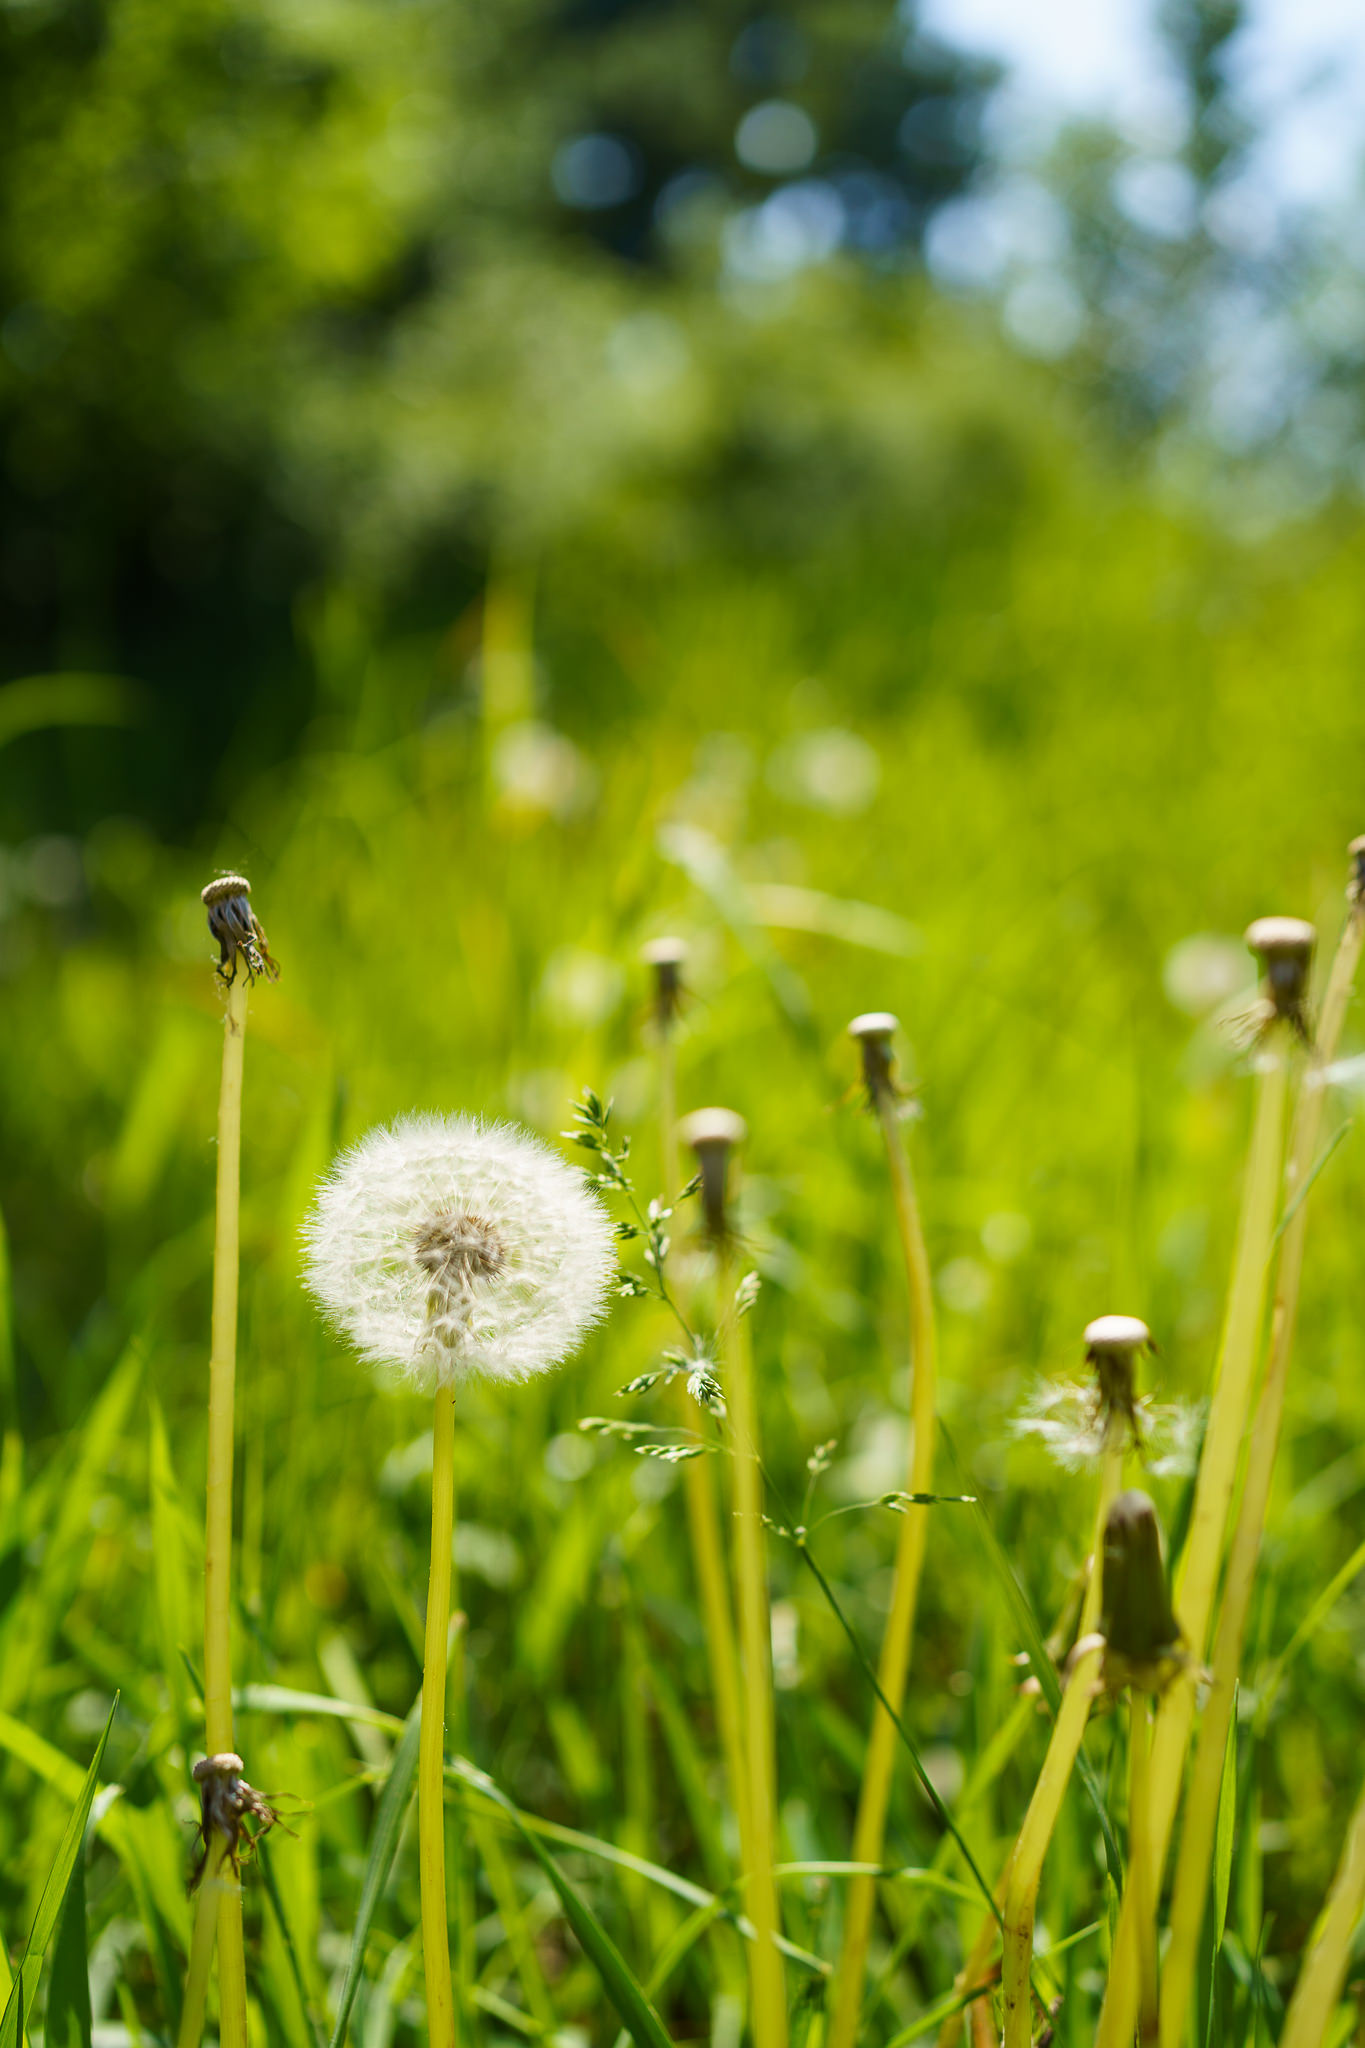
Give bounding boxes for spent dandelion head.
[190,1752,285,1886]
[847,1010,915,1111]
[1245,915,1316,1043]
[1099,1490,1185,1697]
[1013,1314,1197,1475]
[303,1114,615,1393]
[201,873,280,986]
[1349,836,1365,906]
[641,935,688,1032]
[680,1106,746,1245]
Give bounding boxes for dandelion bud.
[1101,1490,1183,1696]
[680,1107,747,1242]
[1245,916,1315,1038]
[1349,836,1365,905]
[641,935,687,1030]
[201,874,280,985]
[847,1011,899,1098]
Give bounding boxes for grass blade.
[0,1697,115,2048]
[45,1827,93,2048]
[328,1702,421,2048]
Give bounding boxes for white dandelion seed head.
[303,1113,616,1393]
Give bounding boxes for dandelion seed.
[303,1114,615,1392]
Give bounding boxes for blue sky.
[918,0,1365,207]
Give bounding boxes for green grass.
[4,455,1365,2042]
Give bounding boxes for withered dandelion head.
[190,1752,282,1886]
[847,1011,900,1097]
[201,874,280,985]
[1349,836,1365,906]
[1014,1313,1197,1475]
[641,935,687,1029]
[680,1106,747,1243]
[304,1114,614,1393]
[1245,915,1315,1041]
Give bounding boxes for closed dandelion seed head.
[1100,1490,1185,1697]
[303,1114,615,1393]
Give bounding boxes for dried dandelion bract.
[304,1114,615,1390]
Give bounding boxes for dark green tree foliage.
[0,0,996,830]
[1158,0,1249,189]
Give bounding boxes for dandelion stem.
[722,1253,789,2048]
[421,1382,458,2048]
[202,971,249,2048]
[1278,1768,1365,2048]
[1160,894,1365,2044]
[177,1846,231,2048]
[999,1445,1123,2048]
[1130,1693,1159,2047]
[1096,1026,1291,2048]
[828,1066,938,2048]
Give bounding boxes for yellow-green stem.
[999,1446,1123,2048]
[203,974,248,2046]
[422,1382,458,2048]
[1279,1771,1365,2048]
[828,1083,938,2048]
[723,1256,788,2048]
[1130,1694,1159,2047]
[177,1844,232,2048]
[1096,1030,1290,2048]
[1162,906,1365,2043]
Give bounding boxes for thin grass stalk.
[421,1382,458,2048]
[1129,1695,1158,2047]
[722,1250,789,2048]
[999,1444,1123,2048]
[204,971,249,2047]
[1278,1770,1365,2048]
[651,966,746,1837]
[828,1036,938,2048]
[177,1847,231,2048]
[1095,1026,1291,2048]
[1161,894,1365,2043]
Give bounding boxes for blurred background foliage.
[5,0,1365,2039]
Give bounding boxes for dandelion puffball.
[304,1114,615,1392]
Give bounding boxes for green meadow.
[5,410,1365,2044]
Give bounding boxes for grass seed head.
[680,1106,746,1242]
[1245,915,1316,1039]
[1101,1489,1185,1696]
[303,1113,615,1391]
[201,873,280,985]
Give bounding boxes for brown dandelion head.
[1349,836,1365,906]
[641,935,687,1030]
[680,1107,747,1244]
[202,874,280,986]
[847,1011,900,1101]
[190,1751,284,1888]
[1245,915,1315,1041]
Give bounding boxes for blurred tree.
[0,0,996,833]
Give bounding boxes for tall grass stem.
[827,1066,938,2048]
[722,1252,789,2048]
[421,1382,458,2048]
[1278,1771,1365,2048]
[1160,898,1364,2041]
[1095,1029,1290,2048]
[203,972,249,2046]
[999,1444,1123,2047]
